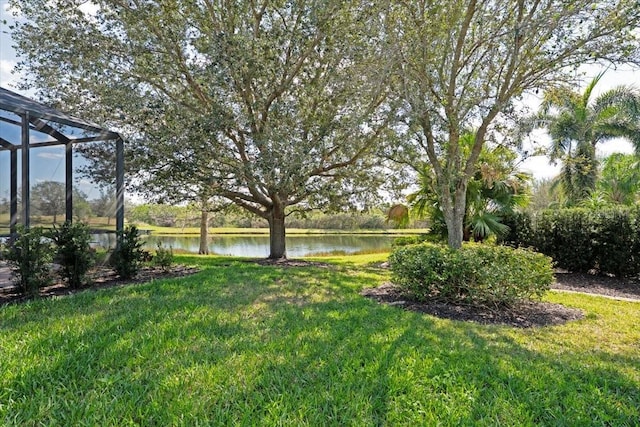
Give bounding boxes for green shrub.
[392,233,444,248]
[110,225,146,279]
[2,226,53,296]
[48,221,95,289]
[389,243,554,308]
[153,242,174,271]
[497,211,534,248]
[505,208,640,277]
[533,209,595,273]
[588,208,640,277]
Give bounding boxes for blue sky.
[1,0,639,202]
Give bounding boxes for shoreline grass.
[1,253,638,425]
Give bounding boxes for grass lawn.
[1,253,638,425]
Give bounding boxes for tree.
[90,189,118,225]
[533,73,640,205]
[11,0,393,259]
[597,153,640,205]
[131,128,231,255]
[528,178,565,212]
[408,134,531,242]
[385,0,640,248]
[0,197,8,215]
[30,181,90,224]
[31,181,65,223]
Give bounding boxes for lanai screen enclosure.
[0,87,124,235]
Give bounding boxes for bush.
[592,208,640,277]
[389,243,554,308]
[110,225,146,279]
[153,242,174,271]
[48,221,95,289]
[392,233,444,248]
[533,209,595,273]
[497,212,534,248]
[503,208,640,277]
[2,226,53,296]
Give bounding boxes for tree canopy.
[30,181,90,223]
[10,0,640,252]
[532,74,640,205]
[385,0,640,247]
[11,0,394,258]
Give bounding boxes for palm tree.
[405,134,531,242]
[535,73,640,205]
[597,153,640,206]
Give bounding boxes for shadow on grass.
[1,259,638,425]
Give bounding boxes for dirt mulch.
[362,273,640,328]
[361,283,585,328]
[0,265,200,307]
[553,271,640,301]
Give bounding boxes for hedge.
[499,207,640,277]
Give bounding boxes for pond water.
[92,233,399,257]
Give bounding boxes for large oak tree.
[11,0,393,259]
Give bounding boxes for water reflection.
[92,233,396,257]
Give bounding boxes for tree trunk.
[199,210,209,255]
[444,185,468,249]
[267,204,287,259]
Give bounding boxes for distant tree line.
[0,181,119,226]
[127,203,427,231]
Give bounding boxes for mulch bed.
[553,271,640,301]
[0,265,200,306]
[362,272,640,328]
[361,283,585,328]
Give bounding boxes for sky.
[1,0,639,202]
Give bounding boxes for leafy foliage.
[386,0,640,248]
[153,242,174,272]
[110,226,146,279]
[530,74,640,205]
[392,234,445,247]
[408,136,531,242]
[389,243,554,308]
[30,181,90,223]
[497,212,535,249]
[11,0,394,259]
[597,153,640,205]
[2,226,53,296]
[501,207,640,277]
[48,221,95,289]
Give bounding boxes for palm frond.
[467,211,510,241]
[582,71,606,107]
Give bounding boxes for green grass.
[1,253,638,426]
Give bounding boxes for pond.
[93,233,399,257]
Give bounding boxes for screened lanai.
[0,87,124,236]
